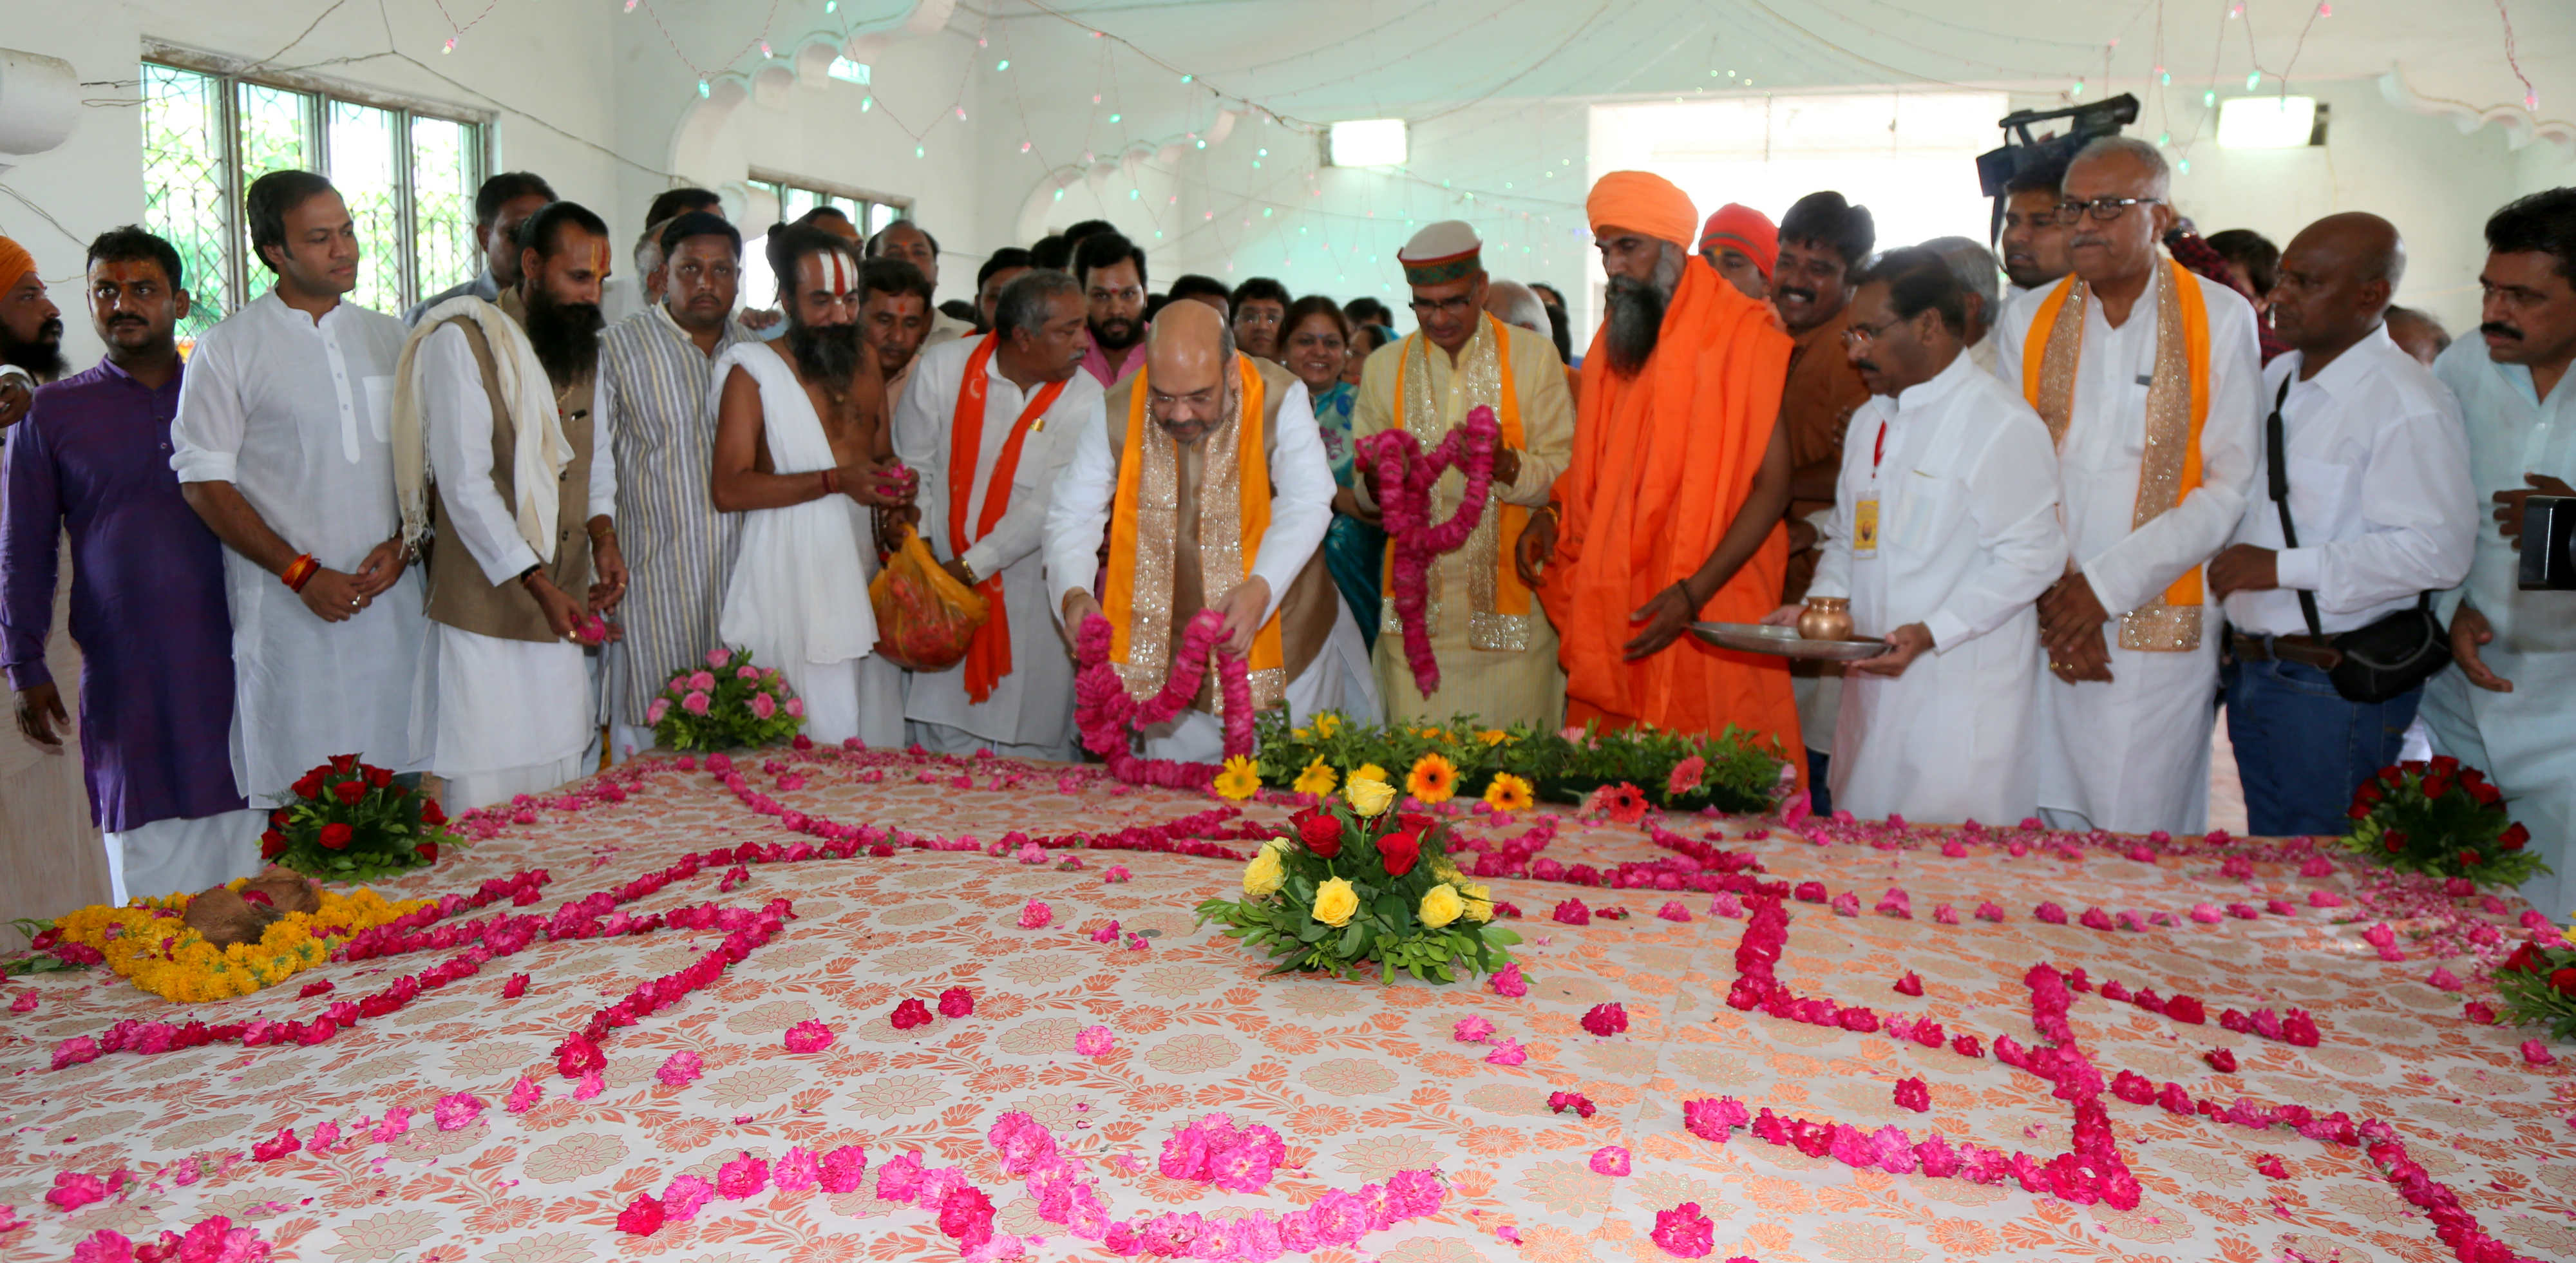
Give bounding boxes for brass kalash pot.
[1797,596,1853,641]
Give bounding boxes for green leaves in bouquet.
[651,645,807,752]
[2492,947,2576,1041]
[2340,759,2546,887]
[267,757,461,883]
[1253,710,1781,813]
[1194,795,1517,984]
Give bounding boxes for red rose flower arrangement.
[265,754,460,880]
[2343,757,2543,886]
[2490,925,2576,1040]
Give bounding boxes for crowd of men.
[1,139,2570,918]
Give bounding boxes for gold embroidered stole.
[1103,355,1290,710]
[1381,313,1532,653]
[2022,256,2212,652]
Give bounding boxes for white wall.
[1,0,619,367]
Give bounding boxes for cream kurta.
[1808,355,2067,824]
[1350,316,1573,730]
[1992,263,2263,835]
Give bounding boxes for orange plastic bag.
[869,526,990,672]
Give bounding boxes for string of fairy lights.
[405,0,2555,283]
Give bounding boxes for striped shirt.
[599,303,754,725]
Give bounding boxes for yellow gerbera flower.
[1293,760,1339,796]
[1477,729,1513,747]
[1313,712,1341,739]
[1292,728,1312,741]
[1483,772,1535,813]
[1408,753,1458,804]
[1214,755,1262,801]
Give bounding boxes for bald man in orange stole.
[1521,173,1804,778]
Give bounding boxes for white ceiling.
[968,0,2571,127]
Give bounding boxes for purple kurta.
[1,359,243,831]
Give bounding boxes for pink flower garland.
[1072,610,1254,788]
[1356,403,1502,697]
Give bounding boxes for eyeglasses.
[1839,316,1905,348]
[2055,196,2161,223]
[1235,309,1282,328]
[1406,294,1476,318]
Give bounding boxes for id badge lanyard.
[1852,419,1887,558]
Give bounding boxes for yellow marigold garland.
[51,881,433,1003]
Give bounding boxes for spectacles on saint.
[1406,294,1477,318]
[2055,196,2161,223]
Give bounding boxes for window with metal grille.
[140,57,488,345]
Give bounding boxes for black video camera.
[2521,495,2576,591]
[1976,95,2142,241]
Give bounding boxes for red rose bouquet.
[263,754,460,880]
[2341,756,2544,886]
[1194,766,1519,984]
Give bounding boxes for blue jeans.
[2224,654,2421,839]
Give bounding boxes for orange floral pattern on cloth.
[1,751,2570,1262]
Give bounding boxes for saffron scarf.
[2020,255,2211,652]
[1383,312,1533,651]
[948,334,1068,701]
[1101,354,1285,710]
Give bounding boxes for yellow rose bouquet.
[1195,767,1520,984]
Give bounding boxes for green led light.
[2203,90,2217,106]
[1108,113,1121,122]
[996,59,1009,71]
[914,145,925,158]
[696,79,710,98]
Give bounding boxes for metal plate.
[1689,622,1891,661]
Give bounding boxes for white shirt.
[893,337,1103,745]
[1993,265,2264,622]
[2225,325,2474,636]
[1044,375,1324,629]
[1808,354,2066,824]
[417,323,618,585]
[170,290,430,799]
[2432,336,2576,655]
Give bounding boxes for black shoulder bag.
[2262,375,2452,703]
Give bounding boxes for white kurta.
[713,344,902,748]
[893,337,1102,756]
[414,322,614,808]
[2223,326,2474,637]
[170,290,431,804]
[2421,337,2576,918]
[1808,354,2068,825]
[1991,267,2263,835]
[1043,379,1382,763]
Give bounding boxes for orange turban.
[0,236,32,298]
[1587,171,1697,250]
[1698,203,1777,279]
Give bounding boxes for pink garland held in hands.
[1357,403,1501,698]
[1072,609,1254,788]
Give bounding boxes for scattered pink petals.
[1489,962,1529,998]
[8,988,36,1013]
[1553,898,1591,926]
[1453,1016,1496,1043]
[1649,1202,1715,1258]
[784,1020,836,1052]
[432,1090,486,1132]
[1103,866,1132,883]
[1483,1038,1528,1066]
[1548,1091,1596,1119]
[2204,1048,2238,1074]
[2524,1040,2556,1067]
[1892,971,1923,998]
[2463,1000,2497,1025]
[46,1172,109,1211]
[1016,898,1054,929]
[2425,965,2465,992]
[1656,901,1692,922]
[1075,1025,1116,1056]
[1581,1003,1629,1038]
[505,1076,544,1114]
[1892,1078,1930,1113]
[658,1050,705,1087]
[574,1068,605,1100]
[616,1192,667,1236]
[501,973,529,999]
[938,987,976,1018]
[890,998,933,1030]
[663,1173,715,1221]
[1588,1145,1631,1176]
[2253,1154,2289,1179]
[1828,891,1861,917]
[1090,920,1122,944]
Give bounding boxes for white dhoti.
[2035,628,2218,835]
[712,344,897,748]
[431,627,591,811]
[104,808,267,904]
